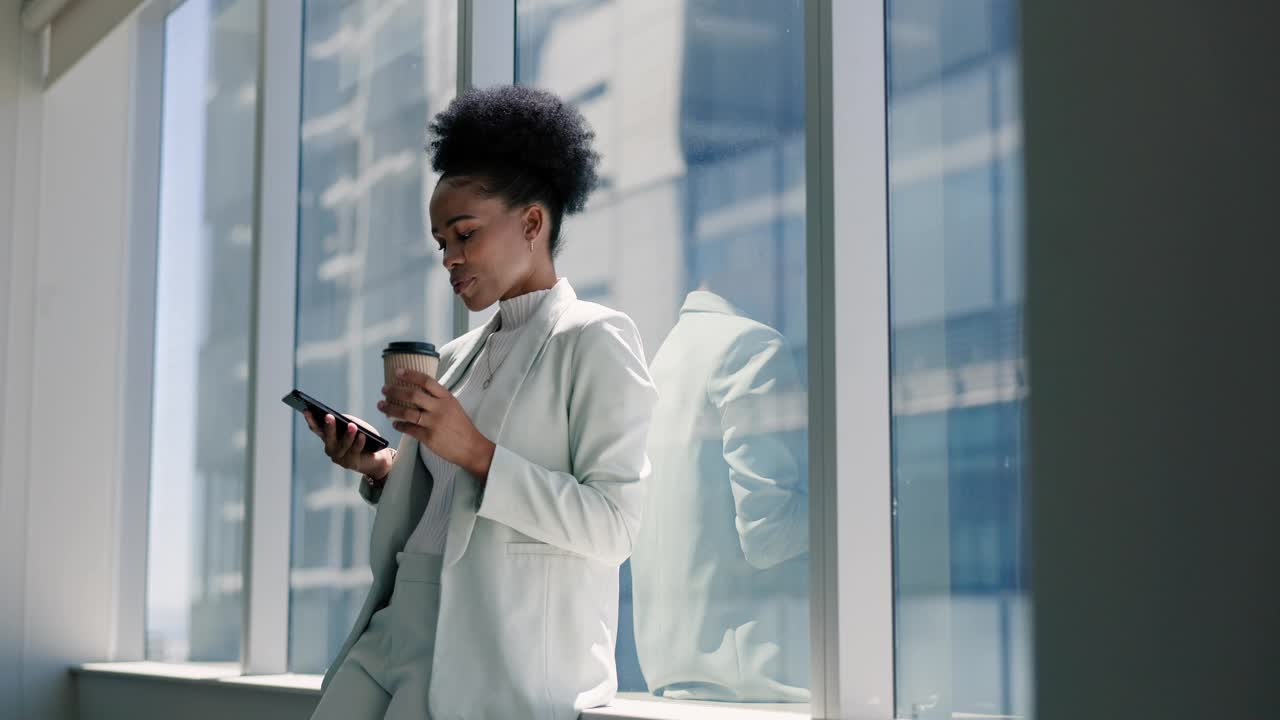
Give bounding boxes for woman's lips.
[452,277,476,295]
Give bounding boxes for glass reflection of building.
[521,0,1028,710]
[888,1,1030,717]
[518,0,808,694]
[186,0,258,663]
[288,0,455,674]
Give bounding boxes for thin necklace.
[482,329,508,389]
[482,291,540,388]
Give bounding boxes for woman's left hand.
[378,368,495,481]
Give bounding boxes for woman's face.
[429,176,545,312]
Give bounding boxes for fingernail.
[395,368,406,377]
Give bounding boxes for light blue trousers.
[311,552,443,720]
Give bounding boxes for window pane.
[289,0,457,674]
[146,0,259,663]
[518,0,809,708]
[886,1,1030,717]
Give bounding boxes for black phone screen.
[282,389,390,453]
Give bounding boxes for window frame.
[241,0,304,676]
[112,0,899,717]
[807,1,895,717]
[113,0,170,665]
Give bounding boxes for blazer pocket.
[505,542,583,558]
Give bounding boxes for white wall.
[0,13,140,720]
[1,4,43,720]
[0,2,16,396]
[1024,2,1279,719]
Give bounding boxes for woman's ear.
[522,205,545,246]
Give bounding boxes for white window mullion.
[242,0,303,676]
[807,1,894,718]
[113,0,172,663]
[460,0,515,89]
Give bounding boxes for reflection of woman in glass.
[305,86,658,720]
[632,273,810,703]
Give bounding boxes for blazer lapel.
[369,434,433,578]
[442,278,579,567]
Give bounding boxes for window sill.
[583,694,809,719]
[73,662,323,697]
[73,664,811,718]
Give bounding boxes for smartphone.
[282,389,390,453]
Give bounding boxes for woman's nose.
[442,244,464,268]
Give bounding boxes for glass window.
[288,0,457,674]
[517,0,809,708]
[145,0,259,663]
[886,1,1030,718]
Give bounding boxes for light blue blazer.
[322,279,659,720]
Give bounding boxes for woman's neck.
[501,264,558,301]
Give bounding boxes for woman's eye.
[434,229,474,251]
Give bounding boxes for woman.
[303,85,657,720]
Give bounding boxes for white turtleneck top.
[402,285,555,555]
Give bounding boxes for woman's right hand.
[303,411,396,485]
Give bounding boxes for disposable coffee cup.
[383,341,440,408]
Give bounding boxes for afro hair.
[427,85,601,255]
